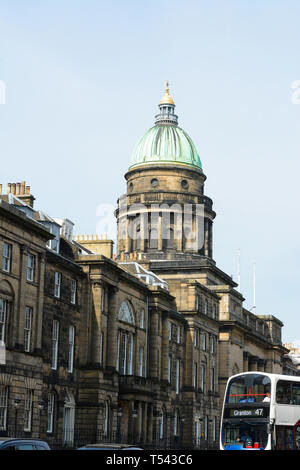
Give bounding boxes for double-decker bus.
[220,372,300,450]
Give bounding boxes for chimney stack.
[5,181,36,207]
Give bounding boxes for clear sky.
[0,0,299,344]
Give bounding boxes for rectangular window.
[99,331,104,366]
[68,325,75,373]
[116,331,120,371]
[0,298,7,342]
[70,279,77,304]
[174,411,178,436]
[120,333,127,375]
[54,272,62,298]
[176,359,180,395]
[24,389,33,432]
[193,362,198,389]
[204,416,208,440]
[210,367,215,392]
[24,307,33,352]
[201,365,206,393]
[26,254,35,282]
[47,393,54,433]
[138,347,144,377]
[0,385,8,431]
[128,334,133,375]
[194,329,198,347]
[176,326,181,344]
[202,333,206,351]
[51,320,59,370]
[168,321,172,341]
[157,349,160,379]
[213,417,217,441]
[168,356,172,382]
[139,309,144,329]
[2,243,12,272]
[210,336,215,354]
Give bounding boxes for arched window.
[63,391,75,446]
[118,301,135,325]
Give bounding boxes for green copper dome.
[129,125,202,169]
[129,83,202,171]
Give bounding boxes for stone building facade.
[0,85,293,449]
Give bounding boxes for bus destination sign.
[225,407,269,419]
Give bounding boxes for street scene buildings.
[0,86,296,449]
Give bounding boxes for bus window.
[292,383,300,405]
[275,426,295,450]
[226,374,271,404]
[276,381,293,404]
[295,423,300,449]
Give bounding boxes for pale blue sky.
[0,0,299,343]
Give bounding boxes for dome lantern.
[155,81,178,125]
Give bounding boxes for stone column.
[257,359,265,372]
[0,236,3,269]
[125,219,130,253]
[249,356,259,371]
[106,286,119,371]
[158,214,163,251]
[208,220,213,258]
[149,307,160,378]
[34,252,46,351]
[142,402,148,443]
[161,315,169,381]
[204,218,209,257]
[140,210,147,252]
[16,244,28,348]
[243,352,249,372]
[91,280,105,364]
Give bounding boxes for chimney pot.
[21,181,26,194]
[7,183,11,193]
[12,183,16,195]
[25,186,30,195]
[16,183,21,194]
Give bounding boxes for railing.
[2,425,219,450]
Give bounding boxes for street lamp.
[14,398,21,437]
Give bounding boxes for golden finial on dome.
[160,80,174,105]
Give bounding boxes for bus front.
[220,373,272,450]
